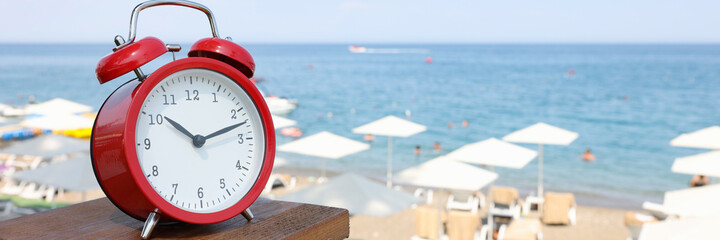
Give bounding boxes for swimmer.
[363,134,375,143]
[582,148,595,162]
[433,142,442,152]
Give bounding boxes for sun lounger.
[413,205,448,240]
[542,192,576,225]
[18,183,48,200]
[490,187,521,219]
[262,174,297,194]
[624,211,657,240]
[446,190,480,213]
[499,218,542,240]
[446,210,488,240]
[522,195,543,214]
[1,179,28,196]
[414,188,434,205]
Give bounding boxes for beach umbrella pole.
[387,136,393,187]
[487,165,495,240]
[437,188,444,240]
[322,158,326,180]
[538,144,544,213]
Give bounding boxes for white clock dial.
[135,68,266,213]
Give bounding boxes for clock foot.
[141,210,161,240]
[241,209,254,221]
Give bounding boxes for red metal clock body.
[90,1,274,234]
[92,57,275,224]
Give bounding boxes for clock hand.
[164,116,194,139]
[205,120,248,140]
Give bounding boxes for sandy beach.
[269,167,632,240]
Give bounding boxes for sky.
[0,0,718,44]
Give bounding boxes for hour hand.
[164,116,194,139]
[205,120,247,140]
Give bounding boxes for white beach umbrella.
[12,155,99,192]
[502,122,578,197]
[639,213,720,240]
[447,138,537,170]
[271,115,296,129]
[395,156,498,191]
[25,98,92,115]
[278,173,422,217]
[446,137,536,238]
[277,131,369,179]
[670,126,720,150]
[1,134,89,158]
[352,115,427,187]
[662,184,720,218]
[672,151,720,177]
[21,114,94,131]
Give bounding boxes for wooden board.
[0,198,349,240]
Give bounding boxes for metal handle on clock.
[116,0,220,50]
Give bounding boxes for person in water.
[690,175,709,187]
[582,148,595,162]
[414,145,421,155]
[433,141,442,153]
[363,133,374,143]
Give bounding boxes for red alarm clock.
[91,1,275,239]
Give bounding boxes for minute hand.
[205,120,248,140]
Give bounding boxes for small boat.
[348,45,367,53]
[0,125,44,141]
[265,96,298,116]
[251,77,298,116]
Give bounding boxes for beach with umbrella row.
[266,115,631,240]
[264,115,720,240]
[1,97,718,239]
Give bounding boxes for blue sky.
[0,0,718,44]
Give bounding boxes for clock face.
[134,68,266,213]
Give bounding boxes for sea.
[1,44,719,209]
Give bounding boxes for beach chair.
[489,187,521,219]
[18,183,48,200]
[414,188,435,205]
[446,190,479,213]
[522,195,543,214]
[446,210,488,240]
[541,192,576,225]
[497,218,543,240]
[1,179,28,196]
[262,174,297,194]
[412,204,447,240]
[624,211,657,240]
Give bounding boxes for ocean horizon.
[1,43,719,209]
